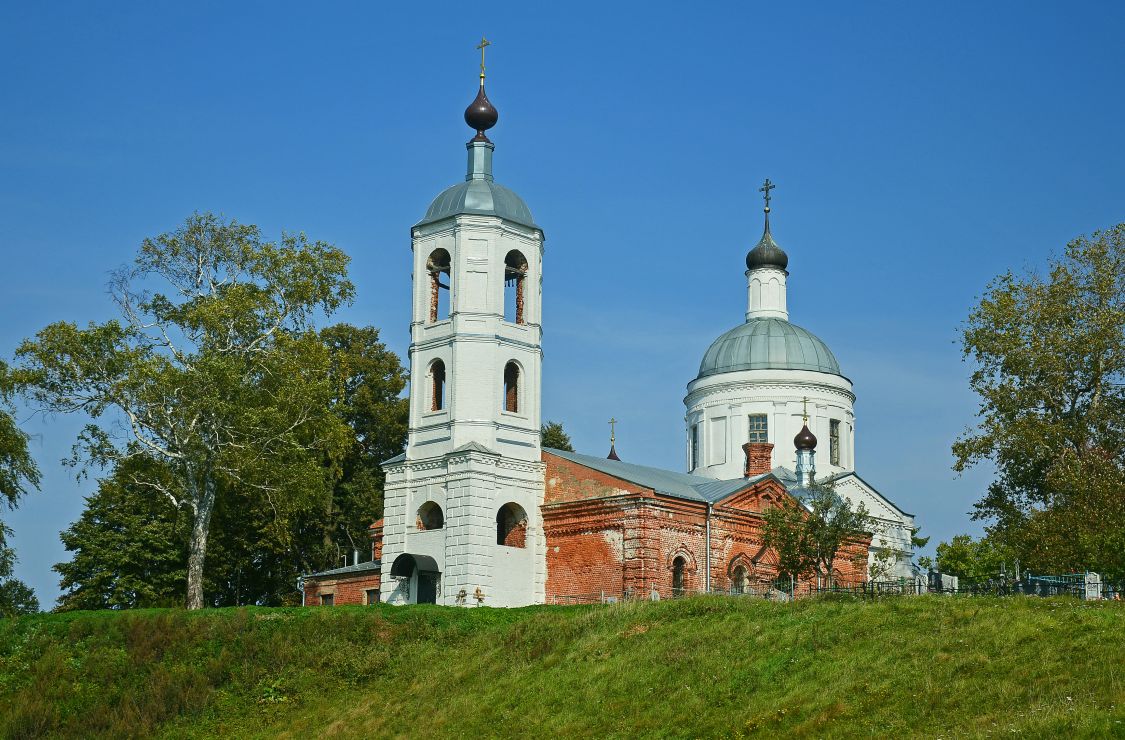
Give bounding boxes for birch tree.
[16,213,353,609]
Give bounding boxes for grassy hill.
[1,596,1122,738]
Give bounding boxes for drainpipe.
[705,502,713,593]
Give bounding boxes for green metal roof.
[417,179,537,229]
[697,318,843,379]
[415,140,538,230]
[544,447,769,504]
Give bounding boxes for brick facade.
[302,520,385,606]
[743,442,774,477]
[303,454,872,606]
[542,451,869,602]
[303,571,382,606]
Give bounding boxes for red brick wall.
[743,442,774,477]
[303,571,382,606]
[369,519,384,562]
[502,519,527,548]
[541,451,868,601]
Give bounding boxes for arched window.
[731,565,748,595]
[503,362,519,413]
[503,250,528,324]
[427,248,451,322]
[416,501,444,531]
[672,556,686,598]
[429,359,446,412]
[496,502,528,548]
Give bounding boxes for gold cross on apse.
[609,417,618,444]
[759,178,775,210]
[476,37,491,77]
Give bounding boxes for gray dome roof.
[417,179,537,230]
[697,318,843,378]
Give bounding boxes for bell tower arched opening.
[503,250,528,324]
[427,248,451,322]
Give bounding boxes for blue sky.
[2,2,1123,606]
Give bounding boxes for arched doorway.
[389,553,441,604]
[672,556,686,598]
[731,565,748,595]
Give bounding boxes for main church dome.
[697,318,843,379]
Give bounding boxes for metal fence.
[547,571,1121,605]
[937,572,1120,600]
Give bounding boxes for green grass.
[1,596,1123,738]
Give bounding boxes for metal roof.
[416,179,537,230]
[544,447,771,504]
[303,559,380,580]
[697,318,843,379]
[416,140,538,230]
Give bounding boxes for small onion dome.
[464,83,499,142]
[794,423,817,451]
[607,443,621,461]
[746,225,788,271]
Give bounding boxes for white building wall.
[684,368,856,479]
[380,211,547,608]
[746,266,789,320]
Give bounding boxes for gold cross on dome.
[476,37,491,77]
[759,178,775,211]
[609,417,618,444]
[802,397,809,424]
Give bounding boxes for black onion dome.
[746,221,789,271]
[464,83,498,141]
[794,423,817,451]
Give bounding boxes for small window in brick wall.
[365,588,380,605]
[320,593,334,606]
[496,502,528,547]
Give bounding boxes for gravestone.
[1085,572,1102,600]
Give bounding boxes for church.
[301,55,916,607]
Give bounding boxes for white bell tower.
[380,53,547,607]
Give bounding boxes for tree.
[16,213,353,609]
[540,420,573,452]
[0,362,41,509]
[761,482,874,589]
[0,362,41,616]
[954,224,1125,582]
[300,324,408,573]
[935,534,1014,582]
[55,456,186,610]
[52,324,408,610]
